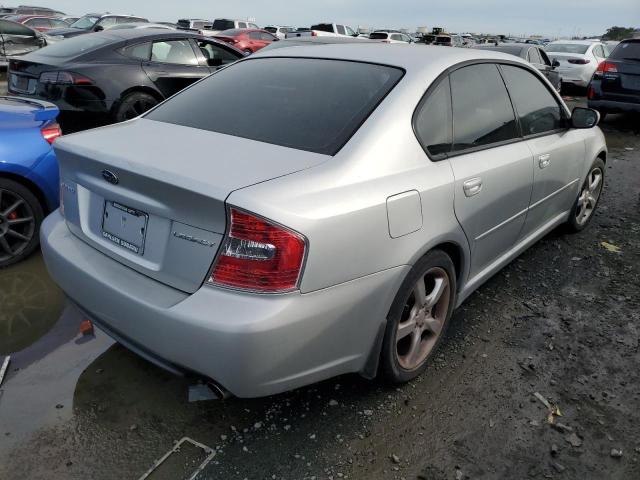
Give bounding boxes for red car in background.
[4,15,70,31]
[213,28,278,54]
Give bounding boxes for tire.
[114,91,159,123]
[597,110,607,122]
[566,157,605,233]
[0,178,44,268]
[381,250,457,383]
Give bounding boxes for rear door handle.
[538,154,551,169]
[463,177,483,197]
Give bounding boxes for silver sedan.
[41,44,607,398]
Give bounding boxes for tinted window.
[151,40,198,65]
[36,33,113,57]
[369,32,388,40]
[212,19,234,30]
[609,40,640,60]
[264,27,277,33]
[539,49,551,66]
[123,42,151,60]
[311,23,333,33]
[500,65,563,136]
[528,47,542,64]
[196,40,240,64]
[391,34,403,41]
[0,19,35,35]
[147,58,404,155]
[450,64,518,152]
[545,43,589,54]
[336,25,346,35]
[414,78,452,157]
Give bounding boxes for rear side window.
[450,63,518,152]
[414,78,452,157]
[146,58,404,155]
[610,40,640,60]
[123,42,151,60]
[151,40,198,65]
[500,65,564,136]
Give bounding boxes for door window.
[259,32,275,41]
[336,25,346,35]
[51,19,69,28]
[238,22,247,28]
[345,26,356,36]
[500,65,564,136]
[527,47,542,64]
[593,45,605,59]
[390,34,403,41]
[414,78,452,157]
[450,64,518,152]
[539,49,552,66]
[97,17,118,29]
[151,40,199,65]
[123,42,152,60]
[196,40,240,65]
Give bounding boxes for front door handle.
[538,154,551,169]
[463,177,483,197]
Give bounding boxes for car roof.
[252,43,530,74]
[475,44,527,54]
[548,39,599,45]
[88,29,200,41]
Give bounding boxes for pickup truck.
[286,23,357,38]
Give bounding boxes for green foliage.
[602,26,636,41]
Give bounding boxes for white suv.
[203,18,259,36]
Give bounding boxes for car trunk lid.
[54,118,329,293]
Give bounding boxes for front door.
[499,64,585,238]
[447,63,534,277]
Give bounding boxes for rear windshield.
[369,32,389,40]
[264,27,277,33]
[37,34,115,57]
[545,43,589,54]
[146,58,404,155]
[177,19,191,28]
[311,23,333,33]
[212,19,234,30]
[609,40,640,60]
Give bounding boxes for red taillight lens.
[39,71,93,85]
[588,85,595,99]
[209,208,306,293]
[595,61,618,75]
[41,122,62,144]
[311,31,317,37]
[567,58,590,65]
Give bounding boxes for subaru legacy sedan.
[41,45,607,398]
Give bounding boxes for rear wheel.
[566,158,605,232]
[381,250,456,383]
[114,91,159,123]
[0,179,44,268]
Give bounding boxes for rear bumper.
[588,99,640,114]
[41,211,407,397]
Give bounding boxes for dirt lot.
[0,95,639,480]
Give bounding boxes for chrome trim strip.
[529,179,579,210]
[475,207,528,241]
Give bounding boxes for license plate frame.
[9,73,34,94]
[101,201,148,255]
[621,75,640,92]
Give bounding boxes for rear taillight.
[41,122,62,144]
[39,71,93,85]
[311,31,317,37]
[595,61,618,75]
[588,85,595,99]
[567,58,590,65]
[208,208,306,293]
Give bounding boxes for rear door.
[600,40,640,101]
[142,38,211,97]
[500,64,584,238]
[446,63,534,276]
[0,19,41,58]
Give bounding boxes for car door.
[499,64,585,238]
[0,19,41,57]
[446,63,534,276]
[142,38,210,97]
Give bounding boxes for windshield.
[37,33,114,57]
[70,15,99,29]
[609,40,640,60]
[369,32,389,40]
[212,19,234,30]
[146,58,404,155]
[264,27,277,33]
[545,43,589,54]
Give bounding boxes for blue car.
[0,96,60,267]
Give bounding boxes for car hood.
[46,27,88,37]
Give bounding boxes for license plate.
[101,201,148,255]
[9,73,35,94]
[621,75,640,91]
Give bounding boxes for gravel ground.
[0,97,638,480]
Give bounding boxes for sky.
[50,0,640,38]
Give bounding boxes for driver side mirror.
[93,24,104,32]
[571,107,600,129]
[552,59,560,68]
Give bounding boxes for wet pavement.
[1,95,639,480]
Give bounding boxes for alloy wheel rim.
[124,98,157,120]
[575,167,603,226]
[396,267,450,370]
[0,188,35,262]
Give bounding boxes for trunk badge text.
[101,169,119,185]
[173,231,216,247]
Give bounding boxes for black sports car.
[474,44,562,92]
[8,29,243,131]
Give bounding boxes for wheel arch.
[0,172,49,213]
[111,86,164,117]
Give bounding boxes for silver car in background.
[41,45,607,398]
[545,39,609,87]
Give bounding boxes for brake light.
[312,31,317,37]
[209,208,306,293]
[588,85,595,99]
[567,58,590,65]
[41,122,62,144]
[39,71,93,85]
[595,61,618,74]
